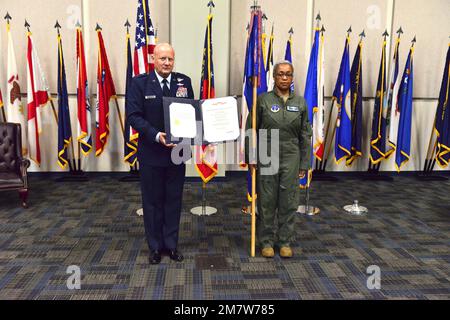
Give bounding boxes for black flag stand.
[360,160,393,181]
[119,19,141,183]
[361,30,393,182]
[119,163,140,182]
[313,98,338,182]
[51,21,88,183]
[417,118,448,181]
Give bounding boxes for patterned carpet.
[0,172,449,300]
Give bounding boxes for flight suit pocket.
[263,103,284,127]
[285,105,301,125]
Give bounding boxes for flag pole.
[124,19,136,174]
[0,103,6,123]
[113,97,125,134]
[428,140,438,172]
[299,17,321,215]
[251,73,257,258]
[314,21,323,172]
[320,96,334,171]
[424,117,437,172]
[368,30,389,173]
[322,116,337,170]
[76,20,83,172]
[48,99,59,124]
[3,13,13,123]
[190,1,218,216]
[249,0,260,258]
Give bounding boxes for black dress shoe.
[149,250,162,265]
[168,250,184,262]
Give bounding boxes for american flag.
[134,0,156,76]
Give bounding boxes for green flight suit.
[246,90,312,248]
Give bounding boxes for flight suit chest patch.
[287,106,299,112]
[271,105,281,113]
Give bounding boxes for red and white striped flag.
[26,31,50,165]
[133,0,156,76]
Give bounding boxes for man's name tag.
[145,95,156,100]
[287,106,299,112]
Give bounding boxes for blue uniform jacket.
[126,70,194,166]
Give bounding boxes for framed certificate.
[163,97,205,145]
[201,96,240,143]
[163,96,239,145]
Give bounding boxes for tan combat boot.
[280,246,293,258]
[261,247,275,258]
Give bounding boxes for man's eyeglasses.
[275,73,294,78]
[158,57,174,63]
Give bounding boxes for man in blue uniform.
[127,43,194,264]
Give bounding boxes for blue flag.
[300,27,320,188]
[241,9,267,201]
[386,37,402,157]
[435,45,450,168]
[395,45,414,172]
[57,33,73,170]
[370,38,388,164]
[333,36,352,164]
[124,31,138,166]
[304,29,319,125]
[266,26,274,90]
[348,39,363,166]
[284,37,294,92]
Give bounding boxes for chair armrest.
[20,158,31,169]
[19,158,30,188]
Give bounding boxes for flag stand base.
[416,173,448,181]
[298,184,320,215]
[310,170,339,181]
[190,206,217,216]
[190,181,217,216]
[119,169,140,182]
[343,200,368,216]
[55,170,89,182]
[297,205,320,215]
[359,172,394,181]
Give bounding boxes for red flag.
[95,29,117,157]
[77,26,92,156]
[27,32,50,165]
[196,14,218,183]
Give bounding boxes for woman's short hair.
[273,60,294,76]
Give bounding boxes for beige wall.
[393,0,449,98]
[315,0,391,98]
[170,0,231,178]
[0,0,449,172]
